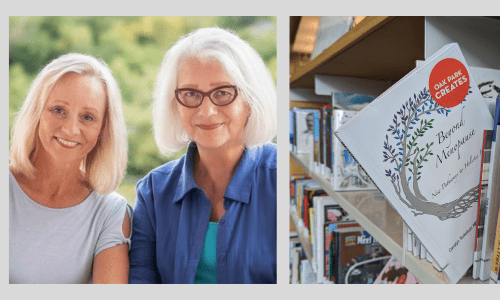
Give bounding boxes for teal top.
[194,222,218,284]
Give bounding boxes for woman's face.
[38,73,106,165]
[176,58,250,151]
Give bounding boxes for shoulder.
[248,142,276,170]
[92,191,128,215]
[136,155,186,191]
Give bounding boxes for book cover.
[290,174,311,201]
[303,183,324,227]
[480,98,500,280]
[312,195,357,283]
[332,92,377,111]
[310,16,354,60]
[300,259,317,284]
[293,179,316,221]
[293,108,319,155]
[332,110,377,191]
[335,43,494,283]
[324,221,359,282]
[330,227,389,284]
[374,256,420,284]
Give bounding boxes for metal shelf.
[290,152,487,284]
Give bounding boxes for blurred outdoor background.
[9,16,277,207]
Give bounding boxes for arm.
[92,210,131,284]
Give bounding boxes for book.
[334,43,494,283]
[321,106,332,176]
[300,259,316,284]
[332,92,377,111]
[291,246,302,284]
[290,110,294,151]
[293,179,316,221]
[473,130,492,279]
[290,174,311,202]
[310,16,354,60]
[481,98,500,280]
[313,109,320,172]
[332,110,377,191]
[490,207,500,284]
[302,183,324,228]
[374,256,420,284]
[329,227,389,284]
[323,221,359,283]
[293,108,319,155]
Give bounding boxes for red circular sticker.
[428,58,469,108]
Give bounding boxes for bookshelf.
[289,16,499,284]
[291,152,488,284]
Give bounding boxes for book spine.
[490,207,500,283]
[313,111,320,172]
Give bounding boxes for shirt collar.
[172,142,256,204]
[173,142,199,203]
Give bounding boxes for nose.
[61,114,81,136]
[197,94,218,116]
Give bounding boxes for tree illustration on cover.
[382,86,479,220]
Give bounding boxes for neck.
[28,147,88,204]
[194,144,244,191]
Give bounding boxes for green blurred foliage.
[9,16,276,204]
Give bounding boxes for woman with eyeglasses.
[128,27,277,284]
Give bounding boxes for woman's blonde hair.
[10,53,128,194]
[152,27,277,155]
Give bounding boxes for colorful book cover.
[332,109,377,191]
[374,256,420,284]
[332,92,377,111]
[312,195,357,283]
[302,183,323,226]
[290,174,311,201]
[294,179,315,221]
[329,227,389,284]
[480,98,500,280]
[324,221,359,282]
[335,43,494,283]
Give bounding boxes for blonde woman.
[129,27,277,284]
[9,53,132,284]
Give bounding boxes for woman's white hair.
[10,53,128,194]
[152,27,277,155]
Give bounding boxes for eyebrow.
[49,99,103,114]
[178,82,233,89]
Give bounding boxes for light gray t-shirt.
[9,171,132,284]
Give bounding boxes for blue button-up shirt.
[129,142,276,284]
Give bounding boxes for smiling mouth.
[55,137,80,148]
[197,123,222,130]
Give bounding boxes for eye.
[184,91,198,98]
[82,115,94,122]
[51,107,65,115]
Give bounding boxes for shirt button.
[219,255,225,262]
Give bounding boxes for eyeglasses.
[175,85,238,108]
